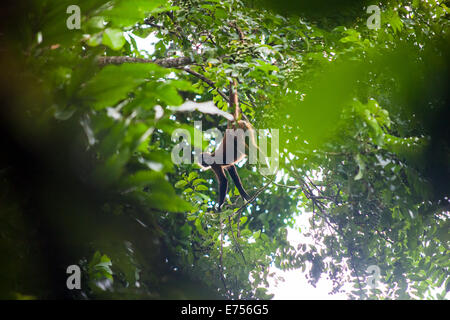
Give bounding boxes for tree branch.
[229,21,245,41]
[142,19,179,37]
[233,177,274,217]
[182,67,230,102]
[219,212,228,293]
[97,56,193,68]
[227,215,247,264]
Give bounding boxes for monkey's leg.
[226,165,251,201]
[212,165,228,209]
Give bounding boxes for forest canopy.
[0,0,448,300]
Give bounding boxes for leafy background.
[0,0,448,299]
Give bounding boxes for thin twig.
[142,20,179,37]
[218,212,228,293]
[229,21,245,41]
[233,177,274,217]
[97,56,192,68]
[228,215,247,264]
[262,174,301,190]
[348,245,367,299]
[182,67,229,102]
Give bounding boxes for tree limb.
[97,56,192,68]
[182,67,230,102]
[227,215,247,264]
[233,177,274,217]
[219,212,228,293]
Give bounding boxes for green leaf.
[123,170,160,188]
[195,218,206,236]
[175,180,188,188]
[102,28,126,50]
[195,185,208,191]
[89,251,113,281]
[180,223,192,238]
[134,190,192,212]
[102,0,166,28]
[80,63,167,110]
[86,16,106,32]
[86,32,103,47]
[354,154,365,180]
[188,172,198,182]
[155,84,183,106]
[192,179,207,186]
[255,287,274,299]
[340,29,361,43]
[53,105,76,120]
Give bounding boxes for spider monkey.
[199,80,256,209]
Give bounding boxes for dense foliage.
[0,0,448,299]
